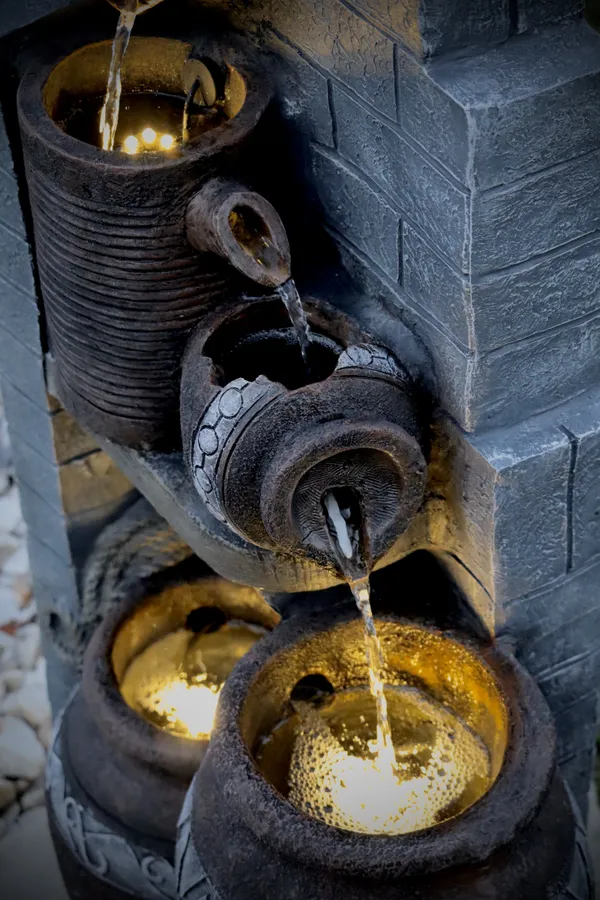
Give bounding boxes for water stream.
[323,491,397,775]
[99,0,138,151]
[276,279,312,367]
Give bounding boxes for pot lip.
[81,580,210,781]
[17,35,271,174]
[202,608,557,879]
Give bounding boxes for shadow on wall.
[587,0,600,28]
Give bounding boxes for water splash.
[99,0,138,152]
[276,279,312,367]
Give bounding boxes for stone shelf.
[95,438,335,594]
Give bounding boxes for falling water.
[182,77,200,144]
[99,0,138,151]
[323,491,396,774]
[277,279,312,367]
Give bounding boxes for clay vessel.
[176,601,593,900]
[18,35,289,449]
[180,296,427,580]
[47,566,279,900]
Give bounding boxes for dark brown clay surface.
[18,35,272,449]
[176,604,589,899]
[181,297,427,577]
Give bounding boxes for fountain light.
[159,132,176,150]
[141,126,157,145]
[122,134,139,154]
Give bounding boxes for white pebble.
[0,633,17,674]
[3,544,30,578]
[0,588,23,630]
[0,716,45,781]
[15,623,41,670]
[0,777,16,812]
[0,669,24,693]
[0,489,23,535]
[20,784,45,812]
[1,680,51,729]
[37,720,53,751]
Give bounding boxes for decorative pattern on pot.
[47,695,177,900]
[181,297,427,578]
[18,36,290,450]
[175,776,222,900]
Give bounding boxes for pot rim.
[201,608,557,879]
[17,35,271,174]
[82,580,209,782]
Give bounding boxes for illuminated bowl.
[176,604,589,900]
[46,569,279,900]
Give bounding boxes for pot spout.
[187,177,292,288]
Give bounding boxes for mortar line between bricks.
[441,550,494,604]
[312,142,468,280]
[272,27,467,193]
[326,79,338,150]
[506,540,600,607]
[0,215,29,244]
[0,269,37,302]
[326,225,474,356]
[473,228,600,283]
[337,0,419,58]
[480,144,600,200]
[482,304,600,359]
[559,425,579,574]
[536,644,600,684]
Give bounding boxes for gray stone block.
[0,276,42,356]
[347,0,510,58]
[451,413,570,605]
[471,233,600,352]
[472,311,600,429]
[398,20,600,191]
[0,222,36,296]
[472,148,600,272]
[518,0,584,31]
[268,35,334,149]
[558,389,600,569]
[0,330,47,413]
[332,234,471,426]
[17,482,72,563]
[0,379,55,459]
[26,533,77,607]
[312,147,400,281]
[0,167,26,237]
[507,557,600,663]
[332,86,469,269]
[402,224,471,347]
[7,431,63,514]
[267,0,396,118]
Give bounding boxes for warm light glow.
[287,689,492,836]
[123,135,140,155]
[148,677,221,739]
[141,127,158,145]
[159,133,176,150]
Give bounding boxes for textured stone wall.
[217,0,600,812]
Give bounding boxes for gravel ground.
[0,397,51,843]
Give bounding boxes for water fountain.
[0,1,597,898]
